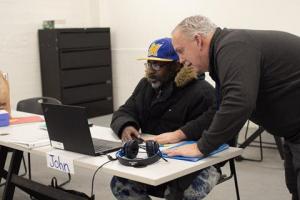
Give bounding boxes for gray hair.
[172,15,217,39]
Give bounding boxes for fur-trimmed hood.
[145,65,201,88]
[174,66,199,87]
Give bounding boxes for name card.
[47,153,75,174]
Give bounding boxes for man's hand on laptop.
[121,126,141,142]
[143,129,187,144]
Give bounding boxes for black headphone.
[116,140,162,167]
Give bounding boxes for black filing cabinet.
[38,28,113,118]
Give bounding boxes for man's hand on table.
[143,129,203,157]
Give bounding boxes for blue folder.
[162,141,229,162]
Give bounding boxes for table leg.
[2,149,22,200]
[0,146,9,183]
[229,159,240,200]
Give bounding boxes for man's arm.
[180,79,217,140]
[146,79,216,144]
[198,43,261,155]
[181,103,217,141]
[144,129,187,144]
[164,43,261,157]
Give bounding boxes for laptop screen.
[42,103,121,156]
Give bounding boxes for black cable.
[160,152,168,162]
[89,150,167,197]
[90,157,114,198]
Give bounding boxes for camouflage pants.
[110,166,220,200]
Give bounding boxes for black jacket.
[111,70,216,140]
[197,28,300,155]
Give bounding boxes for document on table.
[0,123,50,149]
[161,141,229,162]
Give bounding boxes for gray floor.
[0,114,291,200]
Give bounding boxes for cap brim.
[137,57,174,62]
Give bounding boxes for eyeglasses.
[144,63,161,71]
[144,62,171,71]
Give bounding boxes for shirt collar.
[208,27,222,82]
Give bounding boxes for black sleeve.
[110,79,146,138]
[198,43,261,155]
[180,80,217,140]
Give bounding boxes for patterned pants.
[110,166,220,200]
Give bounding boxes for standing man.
[110,37,219,199]
[157,15,300,199]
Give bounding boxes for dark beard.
[145,66,178,88]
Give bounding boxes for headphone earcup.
[124,140,139,159]
[146,140,159,157]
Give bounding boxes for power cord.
[90,155,117,198]
[90,150,167,197]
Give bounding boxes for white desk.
[0,111,243,199]
[77,147,242,186]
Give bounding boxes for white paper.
[0,123,50,149]
[46,149,86,174]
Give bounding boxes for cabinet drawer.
[62,83,112,104]
[60,49,111,69]
[58,32,110,49]
[76,99,113,118]
[61,67,112,87]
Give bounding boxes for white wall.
[0,0,99,109]
[1,0,300,115]
[98,0,300,109]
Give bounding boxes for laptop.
[42,103,122,156]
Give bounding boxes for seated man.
[110,38,218,200]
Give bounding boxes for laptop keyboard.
[92,138,122,153]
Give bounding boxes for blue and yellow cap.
[138,38,179,62]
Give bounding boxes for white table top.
[76,147,242,186]
[0,111,243,186]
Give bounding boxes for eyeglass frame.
[144,62,174,71]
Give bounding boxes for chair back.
[16,97,61,115]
